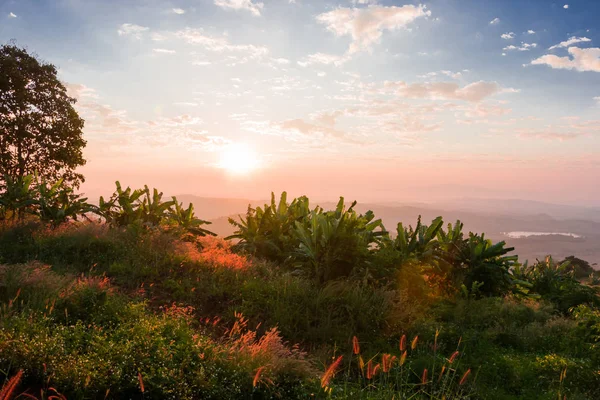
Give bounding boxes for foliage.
[95,181,215,235]
[0,44,86,188]
[433,224,518,297]
[0,174,36,220]
[34,176,93,226]
[169,198,216,237]
[292,197,385,283]
[561,255,598,279]
[227,192,311,262]
[513,256,600,313]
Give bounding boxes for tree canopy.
[0,43,86,188]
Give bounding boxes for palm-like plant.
[514,256,599,313]
[293,197,386,283]
[438,232,517,297]
[95,182,173,227]
[35,177,94,226]
[170,198,215,236]
[0,174,36,220]
[227,192,311,261]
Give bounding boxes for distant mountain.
[178,195,600,267]
[174,194,263,221]
[432,198,600,223]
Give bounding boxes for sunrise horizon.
[2,0,600,207]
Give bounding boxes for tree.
[0,43,86,189]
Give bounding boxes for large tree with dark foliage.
[0,43,86,188]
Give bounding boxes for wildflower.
[459,369,471,385]
[399,334,406,352]
[449,351,459,363]
[400,351,407,366]
[422,368,428,384]
[253,366,266,387]
[411,335,419,350]
[138,372,145,393]
[366,360,374,379]
[382,353,395,373]
[321,355,343,388]
[438,365,446,382]
[0,370,23,400]
[352,336,360,355]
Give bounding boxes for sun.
[218,144,260,175]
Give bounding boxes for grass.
[1,221,599,399]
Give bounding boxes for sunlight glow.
[218,144,260,175]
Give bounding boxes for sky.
[1,0,600,206]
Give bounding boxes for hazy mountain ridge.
[177,195,600,267]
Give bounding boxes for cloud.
[518,131,584,141]
[489,17,500,25]
[65,83,100,100]
[548,36,591,50]
[383,80,509,102]
[298,52,350,67]
[117,23,149,39]
[175,28,268,59]
[214,0,264,16]
[8,12,17,18]
[530,47,600,72]
[563,4,569,9]
[417,70,467,80]
[153,48,176,54]
[594,96,600,106]
[172,8,185,14]
[501,32,515,40]
[316,4,431,54]
[527,30,535,34]
[503,42,537,51]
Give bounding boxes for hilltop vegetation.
[1,184,600,399]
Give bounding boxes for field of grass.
[1,217,599,399]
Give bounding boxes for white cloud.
[383,80,509,102]
[563,4,569,9]
[594,96,600,106]
[530,47,600,72]
[118,23,149,39]
[418,70,466,80]
[489,17,500,25]
[527,30,535,34]
[316,4,431,54]
[8,12,17,18]
[65,83,100,100]
[548,36,591,50]
[504,42,537,51]
[172,8,186,14]
[175,28,268,59]
[298,52,350,67]
[501,32,515,40]
[173,102,199,107]
[192,60,212,66]
[153,48,176,54]
[214,0,264,16]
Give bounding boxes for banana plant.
[293,197,386,283]
[227,192,312,261]
[170,197,215,236]
[444,233,518,297]
[0,174,37,220]
[95,181,145,226]
[514,256,599,312]
[377,215,443,265]
[138,186,175,226]
[35,177,94,226]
